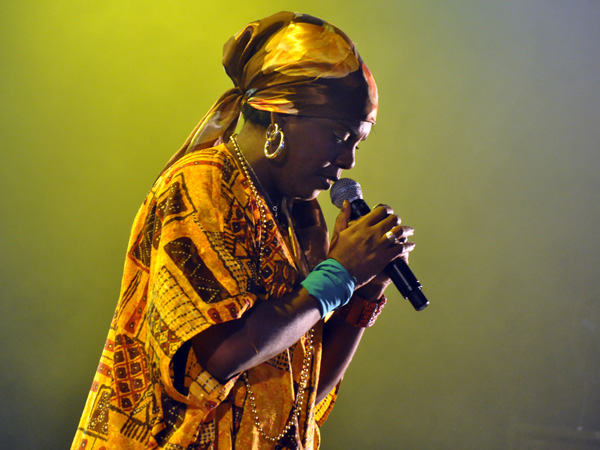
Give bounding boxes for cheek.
[285,126,337,165]
[297,151,332,170]
[288,144,330,167]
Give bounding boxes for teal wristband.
[301,259,356,317]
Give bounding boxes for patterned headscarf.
[162,12,378,172]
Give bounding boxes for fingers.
[359,204,395,226]
[381,223,416,264]
[329,203,417,286]
[383,225,414,244]
[398,241,415,264]
[333,200,351,234]
[357,205,415,251]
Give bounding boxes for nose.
[335,146,356,170]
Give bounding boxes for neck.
[230,124,282,208]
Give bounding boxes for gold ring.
[384,230,397,244]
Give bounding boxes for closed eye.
[333,134,361,152]
[333,132,352,145]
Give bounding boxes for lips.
[316,173,339,190]
[318,170,340,184]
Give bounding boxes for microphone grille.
[330,178,363,209]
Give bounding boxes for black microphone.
[330,178,429,311]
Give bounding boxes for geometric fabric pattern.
[112,334,149,412]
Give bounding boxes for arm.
[317,308,365,403]
[191,201,411,385]
[316,277,389,403]
[316,205,415,402]
[191,285,322,382]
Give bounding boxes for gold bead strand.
[229,136,315,443]
[229,135,270,277]
[241,328,314,443]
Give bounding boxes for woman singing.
[72,11,415,450]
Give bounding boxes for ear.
[272,112,290,128]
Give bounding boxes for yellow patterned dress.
[72,144,336,450]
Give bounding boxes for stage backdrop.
[1,1,599,449]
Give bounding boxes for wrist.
[301,258,355,318]
[335,293,387,328]
[354,282,387,302]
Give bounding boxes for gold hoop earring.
[264,123,285,159]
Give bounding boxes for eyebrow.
[337,122,369,141]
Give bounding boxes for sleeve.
[143,152,259,417]
[315,385,339,426]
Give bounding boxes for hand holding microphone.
[330,178,429,311]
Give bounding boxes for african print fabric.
[72,144,336,450]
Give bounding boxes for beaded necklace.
[228,135,314,443]
[229,134,274,276]
[241,329,314,443]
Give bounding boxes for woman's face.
[270,114,372,200]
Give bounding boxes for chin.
[292,189,321,201]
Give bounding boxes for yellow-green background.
[1,1,599,449]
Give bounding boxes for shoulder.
[159,144,237,182]
[153,144,242,198]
